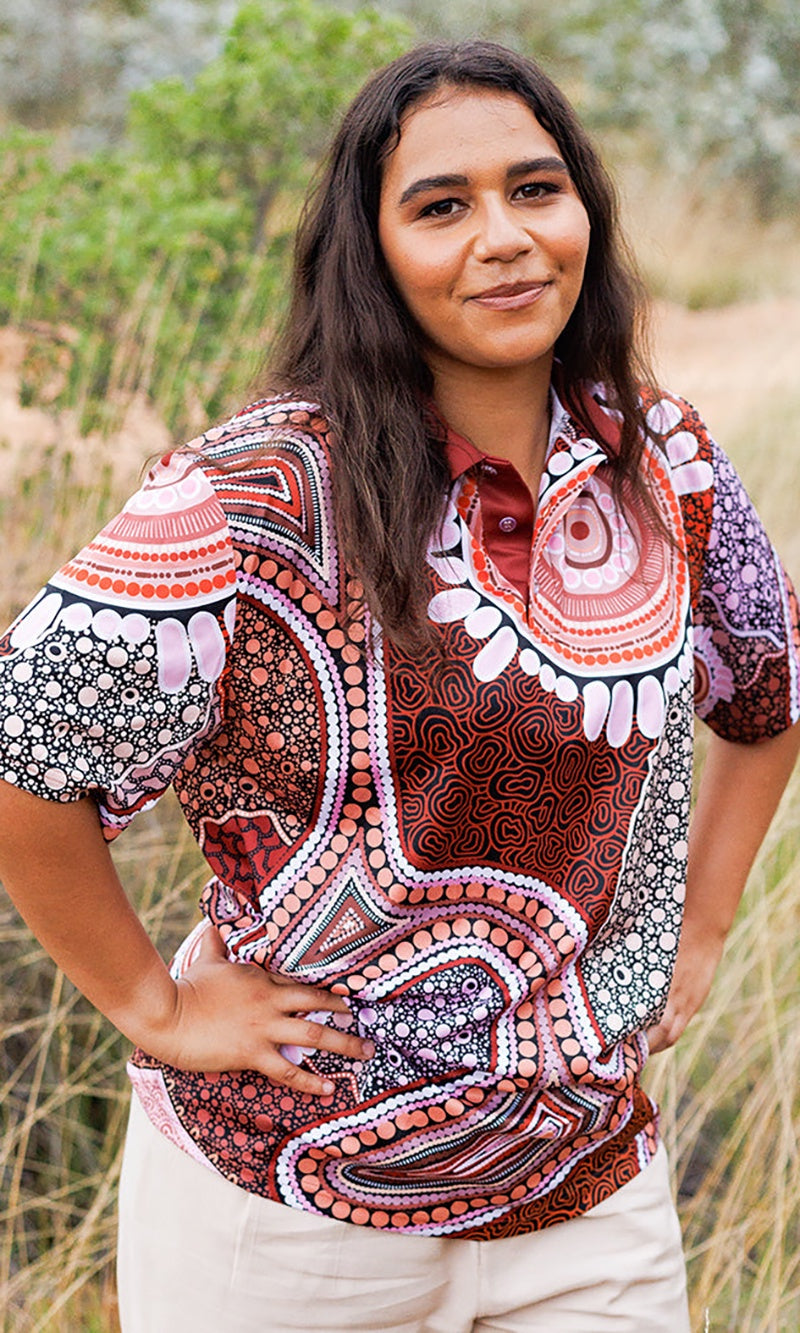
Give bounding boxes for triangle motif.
[288,869,393,971]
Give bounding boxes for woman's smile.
[467,279,552,310]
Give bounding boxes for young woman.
[1,41,798,1333]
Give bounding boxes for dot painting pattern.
[2,390,799,1241]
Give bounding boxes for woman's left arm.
[647,719,800,1053]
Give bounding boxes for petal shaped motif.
[555,674,579,703]
[10,592,63,649]
[582,679,610,743]
[473,627,518,682]
[427,588,481,624]
[666,430,699,467]
[188,611,226,682]
[636,675,666,739]
[224,597,237,643]
[464,606,503,640]
[672,460,714,496]
[539,664,557,692]
[646,399,683,434]
[606,680,634,749]
[155,618,192,693]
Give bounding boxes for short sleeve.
[647,392,800,742]
[0,452,238,837]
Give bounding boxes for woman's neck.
[431,358,553,498]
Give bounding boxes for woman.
[0,41,798,1333]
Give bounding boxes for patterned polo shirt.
[1,383,798,1239]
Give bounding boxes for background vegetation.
[1,1,799,1328]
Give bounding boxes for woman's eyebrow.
[507,156,569,179]
[397,157,569,207]
[398,173,468,207]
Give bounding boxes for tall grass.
[645,757,800,1330]
[615,163,800,312]
[0,798,206,1333]
[1,196,800,1330]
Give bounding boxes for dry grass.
[617,161,800,311]
[2,189,800,1330]
[645,754,800,1331]
[0,802,205,1333]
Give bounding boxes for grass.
[644,755,800,1330]
[1,187,800,1330]
[613,155,800,312]
[0,799,205,1333]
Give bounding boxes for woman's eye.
[419,198,461,218]
[516,181,560,200]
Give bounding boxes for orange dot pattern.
[179,601,323,909]
[55,453,237,608]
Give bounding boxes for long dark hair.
[262,41,657,655]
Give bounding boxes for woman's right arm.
[0,779,371,1095]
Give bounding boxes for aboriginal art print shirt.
[1,385,798,1239]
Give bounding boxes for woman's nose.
[472,199,534,262]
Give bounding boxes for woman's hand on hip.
[148,925,374,1096]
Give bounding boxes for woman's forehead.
[383,89,561,190]
[397,85,545,139]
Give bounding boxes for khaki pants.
[118,1095,690,1333]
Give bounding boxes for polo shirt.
[1,382,797,1239]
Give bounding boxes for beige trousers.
[117,1095,690,1333]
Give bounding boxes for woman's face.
[378,88,591,386]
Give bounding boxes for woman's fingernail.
[361,1040,376,1058]
[321,1080,335,1095]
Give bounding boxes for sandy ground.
[652,298,800,442]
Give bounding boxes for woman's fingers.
[266,979,353,1016]
[166,948,374,1092]
[257,1054,338,1097]
[278,1013,374,1061]
[193,926,353,1016]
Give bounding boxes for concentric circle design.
[52,454,235,609]
[534,459,687,673]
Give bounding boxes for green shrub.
[0,0,411,438]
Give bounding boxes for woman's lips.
[468,282,550,310]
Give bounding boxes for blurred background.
[0,2,798,1328]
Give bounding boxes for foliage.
[0,0,411,436]
[3,0,800,215]
[398,0,800,217]
[0,0,239,143]
[128,0,407,249]
[565,0,800,216]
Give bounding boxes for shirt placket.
[474,437,608,615]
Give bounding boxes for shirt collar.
[432,380,613,485]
